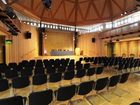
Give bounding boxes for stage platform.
[34,55,83,61]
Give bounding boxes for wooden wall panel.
[45,30,74,55]
[6,23,39,63]
[120,42,128,56]
[78,33,102,56]
[128,41,138,57]
[114,42,121,56]
[113,40,140,57]
[138,41,140,57]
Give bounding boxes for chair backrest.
[130,102,140,105]
[0,79,9,92]
[32,74,47,85]
[12,76,30,89]
[96,66,104,74]
[119,72,130,84]
[77,80,94,95]
[63,70,75,80]
[5,70,18,79]
[49,72,62,82]
[34,67,45,75]
[29,89,53,105]
[55,85,76,101]
[95,77,108,91]
[84,63,90,69]
[76,69,86,78]
[0,96,24,105]
[86,67,96,76]
[76,64,83,70]
[108,75,121,87]
[20,68,33,77]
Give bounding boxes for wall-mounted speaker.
[92,38,95,43]
[25,31,31,39]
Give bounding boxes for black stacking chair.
[119,72,130,84]
[8,63,18,70]
[95,66,104,78]
[5,69,18,79]
[0,63,8,74]
[32,74,47,91]
[75,69,86,82]
[108,75,121,89]
[34,67,45,75]
[72,81,95,105]
[46,66,56,74]
[0,73,2,79]
[130,102,140,105]
[87,77,109,104]
[114,72,130,96]
[0,96,25,105]
[63,70,75,84]
[12,76,30,95]
[79,58,83,61]
[94,77,109,92]
[20,67,33,77]
[77,80,94,96]
[76,64,83,70]
[67,64,75,71]
[83,63,90,69]
[32,74,47,85]
[100,75,121,101]
[0,79,9,92]
[55,85,76,104]
[57,65,66,73]
[29,89,53,105]
[48,72,62,87]
[86,67,96,80]
[29,60,36,68]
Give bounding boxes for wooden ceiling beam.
[11,4,40,20]
[123,0,127,12]
[79,0,89,3]
[63,0,67,19]
[52,0,63,18]
[84,1,91,20]
[65,0,75,3]
[112,0,123,12]
[7,0,20,6]
[75,0,78,25]
[31,0,34,10]
[78,3,84,20]
[67,5,75,21]
[91,0,101,18]
[33,1,42,10]
[101,0,107,17]
[108,0,113,20]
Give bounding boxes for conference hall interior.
[0,0,140,105]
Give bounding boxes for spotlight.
[121,13,123,16]
[124,11,127,14]
[42,0,52,9]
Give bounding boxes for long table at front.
[50,50,74,56]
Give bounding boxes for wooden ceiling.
[6,0,136,26]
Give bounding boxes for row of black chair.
[0,72,130,105]
[0,67,104,95]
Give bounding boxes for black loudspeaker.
[136,0,140,2]
[92,38,95,43]
[43,0,52,8]
[25,31,31,39]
